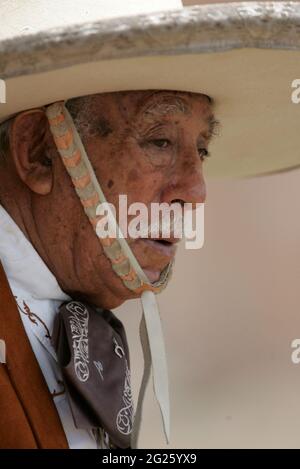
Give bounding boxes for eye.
[150,138,171,149]
[198,148,210,161]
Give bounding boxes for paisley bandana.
[52,300,134,449]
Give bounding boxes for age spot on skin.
[98,118,113,137]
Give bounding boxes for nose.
[160,157,206,208]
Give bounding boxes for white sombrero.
[1,1,300,177]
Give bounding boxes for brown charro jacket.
[0,260,68,448]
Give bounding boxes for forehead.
[68,90,213,120]
[124,90,213,120]
[65,90,217,141]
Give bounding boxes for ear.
[10,109,54,195]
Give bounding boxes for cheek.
[91,140,166,206]
[122,144,172,203]
[50,156,97,239]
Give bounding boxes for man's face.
[8,90,216,308]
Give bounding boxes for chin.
[143,268,161,283]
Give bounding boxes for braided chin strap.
[46,101,171,448]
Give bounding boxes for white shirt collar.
[0,204,70,302]
[0,204,70,354]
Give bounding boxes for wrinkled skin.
[0,90,216,309]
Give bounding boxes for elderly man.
[1,0,300,451]
[0,89,215,448]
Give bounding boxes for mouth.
[134,238,179,283]
[139,238,179,257]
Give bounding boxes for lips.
[139,238,178,257]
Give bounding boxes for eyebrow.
[138,91,220,141]
[141,94,189,117]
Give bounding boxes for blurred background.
[182,0,289,4]
[115,167,300,448]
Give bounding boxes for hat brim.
[1,2,300,178]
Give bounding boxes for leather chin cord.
[46,102,172,448]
